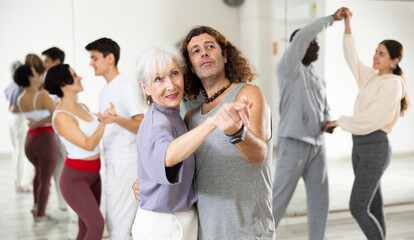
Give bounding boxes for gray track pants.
[350,130,391,240]
[272,137,329,240]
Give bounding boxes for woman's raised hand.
[344,9,353,34]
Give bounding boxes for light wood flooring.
[1,153,413,239]
[277,204,414,239]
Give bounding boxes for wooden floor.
[277,204,414,239]
[1,154,414,239]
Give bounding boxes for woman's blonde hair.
[25,54,45,75]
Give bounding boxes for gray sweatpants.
[272,137,329,240]
[350,130,391,240]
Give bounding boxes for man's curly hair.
[180,26,256,101]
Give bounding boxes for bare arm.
[216,85,271,165]
[28,116,52,130]
[166,99,251,167]
[97,102,144,134]
[28,91,57,129]
[39,91,57,113]
[236,85,271,164]
[54,112,106,151]
[113,114,143,134]
[165,116,216,167]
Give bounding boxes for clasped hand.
[95,102,117,124]
[214,95,253,136]
[324,121,338,134]
[27,119,40,130]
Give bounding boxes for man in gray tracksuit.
[272,8,347,240]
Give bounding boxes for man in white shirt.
[85,38,144,240]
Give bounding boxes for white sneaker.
[50,208,70,221]
[31,204,37,218]
[34,216,57,227]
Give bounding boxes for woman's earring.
[391,64,396,69]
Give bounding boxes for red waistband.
[65,158,101,172]
[27,126,54,136]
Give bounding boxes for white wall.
[324,0,414,158]
[0,0,239,154]
[0,0,74,153]
[2,0,414,158]
[239,0,274,117]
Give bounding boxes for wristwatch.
[227,126,246,144]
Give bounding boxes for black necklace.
[202,82,232,104]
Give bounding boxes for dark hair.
[85,37,120,66]
[180,26,256,101]
[25,54,45,74]
[44,64,73,98]
[290,29,301,43]
[13,65,33,87]
[380,39,409,116]
[42,47,65,63]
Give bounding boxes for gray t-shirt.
[189,83,275,239]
